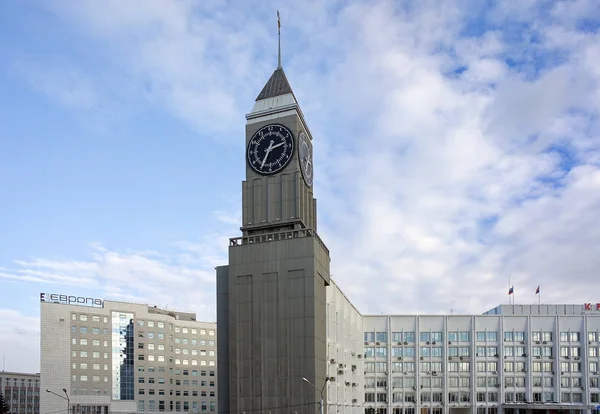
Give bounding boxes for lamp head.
[302,377,309,383]
[62,388,67,393]
[45,389,50,393]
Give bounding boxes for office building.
[0,371,40,414]
[40,295,217,414]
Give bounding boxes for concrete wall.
[225,233,330,414]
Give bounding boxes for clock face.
[298,132,313,187]
[247,124,295,175]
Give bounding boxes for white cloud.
[4,0,600,369]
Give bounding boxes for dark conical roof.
[255,68,294,101]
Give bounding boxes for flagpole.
[508,275,511,305]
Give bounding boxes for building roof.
[255,68,294,101]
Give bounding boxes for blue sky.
[1,0,600,373]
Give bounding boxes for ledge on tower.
[256,68,294,101]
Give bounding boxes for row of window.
[137,355,215,366]
[363,361,595,373]
[0,378,39,387]
[137,332,215,346]
[137,367,216,376]
[363,391,592,404]
[363,376,600,389]
[365,346,600,359]
[137,320,215,336]
[137,400,216,412]
[138,389,215,397]
[73,314,108,323]
[137,343,215,356]
[365,331,600,344]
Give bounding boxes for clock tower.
[216,52,331,414]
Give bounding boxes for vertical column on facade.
[415,316,420,414]
[525,314,533,402]
[470,315,476,414]
[387,315,391,414]
[583,314,589,410]
[555,315,560,405]
[499,315,505,408]
[443,315,448,414]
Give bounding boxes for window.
[477,332,485,342]
[364,332,375,342]
[487,332,497,341]
[80,315,88,321]
[432,332,443,342]
[560,332,569,342]
[504,332,513,341]
[543,332,552,342]
[532,332,541,342]
[80,327,88,334]
[376,347,387,358]
[405,332,415,342]
[590,332,598,342]
[571,332,580,341]
[420,332,430,343]
[447,332,458,342]
[514,332,524,342]
[504,347,514,357]
[459,331,470,342]
[376,332,387,342]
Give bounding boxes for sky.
[0,0,599,374]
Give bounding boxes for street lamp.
[46,389,70,414]
[302,377,328,414]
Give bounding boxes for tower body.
[217,68,331,414]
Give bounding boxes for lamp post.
[302,377,328,414]
[46,388,70,414]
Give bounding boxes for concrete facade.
[0,371,40,414]
[217,67,331,414]
[360,308,600,414]
[40,300,217,414]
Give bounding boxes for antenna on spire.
[277,10,282,69]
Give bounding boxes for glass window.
[560,332,569,342]
[420,332,431,343]
[571,332,580,341]
[459,331,470,342]
[589,332,597,342]
[404,332,415,342]
[364,332,375,342]
[504,332,513,342]
[447,332,458,342]
[487,332,497,342]
[376,332,387,342]
[80,315,88,321]
[543,332,552,342]
[514,332,524,342]
[476,332,485,342]
[532,332,541,342]
[376,347,387,358]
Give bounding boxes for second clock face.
[298,132,313,186]
[247,124,295,175]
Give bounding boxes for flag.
[508,286,514,295]
[277,10,281,28]
[535,285,540,295]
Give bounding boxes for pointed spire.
[277,10,282,69]
[255,68,293,101]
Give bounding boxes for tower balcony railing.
[230,227,329,255]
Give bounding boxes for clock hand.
[270,142,285,150]
[261,140,275,168]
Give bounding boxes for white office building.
[324,297,600,414]
[40,294,217,414]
